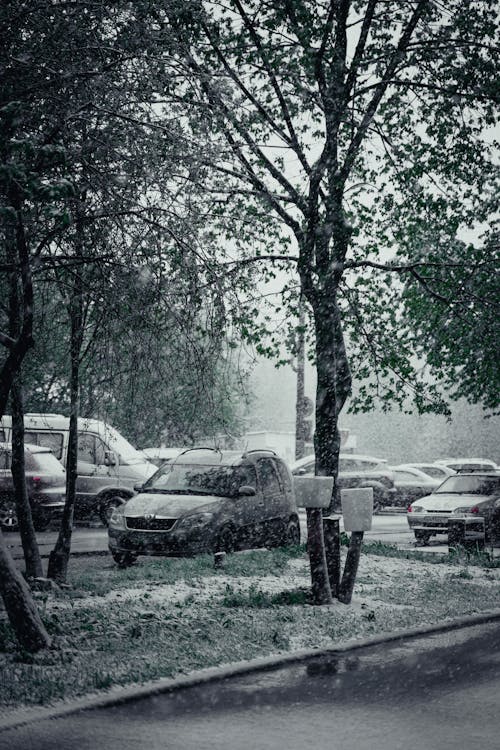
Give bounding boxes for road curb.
[2,607,500,733]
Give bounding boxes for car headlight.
[453,506,479,515]
[177,512,214,530]
[109,508,126,529]
[410,506,424,513]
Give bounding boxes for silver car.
[407,473,500,544]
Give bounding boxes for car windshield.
[99,426,146,464]
[435,475,500,495]
[144,463,256,497]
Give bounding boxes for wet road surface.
[2,620,500,750]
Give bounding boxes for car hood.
[413,493,489,511]
[122,492,222,518]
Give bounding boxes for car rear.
[26,446,66,524]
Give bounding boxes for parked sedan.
[403,463,456,481]
[0,443,66,531]
[407,473,500,544]
[291,453,396,511]
[390,465,442,507]
[434,458,498,473]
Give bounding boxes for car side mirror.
[238,485,256,497]
[295,468,307,476]
[134,483,144,492]
[104,450,118,467]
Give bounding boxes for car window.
[436,476,500,495]
[275,460,292,491]
[395,470,418,481]
[31,451,65,474]
[419,466,445,478]
[257,458,281,493]
[25,431,64,460]
[147,463,256,497]
[339,458,357,471]
[94,437,107,465]
[78,433,96,464]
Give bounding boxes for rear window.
[25,431,64,460]
[30,451,65,475]
[436,475,500,495]
[419,466,446,478]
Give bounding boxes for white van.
[0,414,156,525]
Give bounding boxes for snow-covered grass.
[1,543,499,711]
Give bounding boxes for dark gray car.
[108,448,300,566]
[0,442,66,531]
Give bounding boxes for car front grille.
[125,516,177,531]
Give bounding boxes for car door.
[255,457,282,544]
[76,433,113,515]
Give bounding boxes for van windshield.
[100,427,146,464]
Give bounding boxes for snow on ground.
[49,552,499,615]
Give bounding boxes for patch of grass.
[361,539,500,569]
[62,545,308,598]
[222,585,311,608]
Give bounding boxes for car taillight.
[470,506,479,514]
[32,476,41,484]
[407,505,412,512]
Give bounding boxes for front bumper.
[407,513,452,533]
[108,525,214,557]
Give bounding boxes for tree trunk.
[295,299,306,461]
[11,377,44,579]
[48,273,83,583]
[0,190,34,417]
[0,530,51,651]
[313,291,351,509]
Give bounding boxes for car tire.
[33,515,52,532]
[99,495,127,527]
[284,518,300,546]
[414,530,431,544]
[112,551,137,568]
[216,525,235,554]
[0,502,18,532]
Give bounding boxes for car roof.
[291,452,387,470]
[440,471,499,478]
[173,448,279,466]
[398,462,451,472]
[435,458,497,465]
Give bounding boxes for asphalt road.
[2,620,500,749]
[5,512,438,560]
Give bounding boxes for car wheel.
[414,530,431,544]
[33,514,52,532]
[284,519,301,546]
[99,496,126,527]
[112,551,137,568]
[0,502,19,532]
[216,525,235,554]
